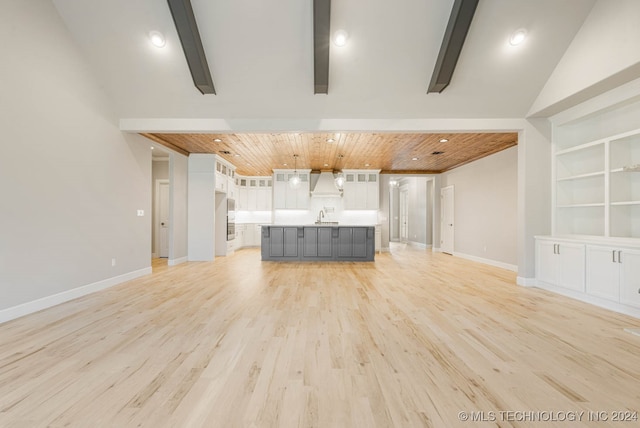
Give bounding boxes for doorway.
[155,179,170,258]
[399,186,409,242]
[441,185,454,254]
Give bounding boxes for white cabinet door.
[536,240,585,291]
[264,188,272,211]
[244,224,255,247]
[586,245,620,300]
[296,174,310,209]
[247,187,257,211]
[215,171,227,193]
[343,174,356,209]
[273,173,286,209]
[285,174,297,208]
[354,173,367,209]
[227,177,236,199]
[366,174,379,210]
[557,242,586,291]
[536,240,558,285]
[620,249,640,308]
[238,187,248,211]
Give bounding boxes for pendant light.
[289,154,301,189]
[334,154,345,190]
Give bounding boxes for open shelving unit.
[553,128,640,239]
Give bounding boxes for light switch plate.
[137,210,144,216]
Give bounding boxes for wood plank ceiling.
[143,132,518,176]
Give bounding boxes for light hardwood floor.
[1,247,639,427]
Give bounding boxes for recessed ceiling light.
[509,28,527,46]
[324,163,329,167]
[440,138,449,143]
[213,138,222,142]
[283,163,288,166]
[327,138,335,143]
[149,31,166,48]
[411,157,418,161]
[234,154,240,157]
[150,146,154,150]
[333,30,349,47]
[365,163,370,167]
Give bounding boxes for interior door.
[441,185,454,255]
[400,188,409,242]
[158,180,170,258]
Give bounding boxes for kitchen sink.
[314,221,339,225]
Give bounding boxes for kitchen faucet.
[317,209,324,223]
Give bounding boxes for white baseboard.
[517,276,537,287]
[152,252,158,258]
[168,256,187,266]
[453,252,518,272]
[535,281,640,319]
[408,241,432,250]
[0,267,152,325]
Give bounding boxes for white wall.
[187,154,216,261]
[529,0,640,117]
[517,120,552,283]
[440,147,518,268]
[0,0,152,319]
[170,153,189,264]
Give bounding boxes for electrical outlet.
[111,258,116,267]
[483,245,487,252]
[137,210,144,217]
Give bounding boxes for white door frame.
[155,179,170,258]
[441,185,454,255]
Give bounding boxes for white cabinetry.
[237,176,272,211]
[535,238,585,292]
[536,101,640,317]
[536,236,640,316]
[215,158,236,194]
[235,224,245,250]
[342,170,380,210]
[586,245,640,308]
[273,170,311,209]
[236,223,263,247]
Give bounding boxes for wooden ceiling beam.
[167,0,216,95]
[428,0,479,93]
[313,0,331,94]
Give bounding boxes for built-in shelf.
[553,125,640,240]
[611,201,640,206]
[557,203,606,208]
[556,171,605,182]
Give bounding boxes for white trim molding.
[454,251,518,272]
[535,280,640,320]
[0,267,151,324]
[517,276,537,287]
[168,256,188,266]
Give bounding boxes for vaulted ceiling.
[51,0,595,172]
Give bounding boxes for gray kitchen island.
[261,225,375,261]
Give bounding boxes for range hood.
[311,171,342,198]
